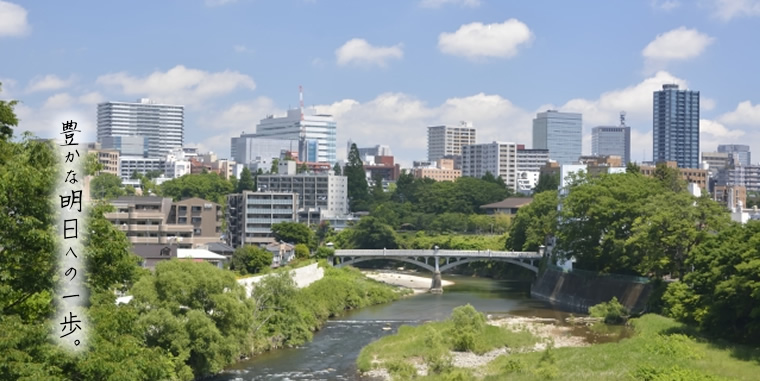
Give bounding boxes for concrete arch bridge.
[331,247,544,293]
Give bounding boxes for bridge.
[331,246,545,293]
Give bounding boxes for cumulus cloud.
[651,0,680,10]
[78,91,105,105]
[42,93,75,110]
[0,1,30,37]
[96,65,256,106]
[335,39,403,68]
[710,0,760,21]
[718,101,760,126]
[701,97,716,111]
[233,45,249,53]
[642,27,714,62]
[26,75,76,93]
[420,0,480,8]
[438,19,533,60]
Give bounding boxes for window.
[193,228,202,235]
[178,217,187,224]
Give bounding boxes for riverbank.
[359,313,760,380]
[362,270,455,294]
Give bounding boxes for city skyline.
[2,1,759,167]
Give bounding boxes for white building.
[164,148,191,179]
[517,147,550,172]
[516,171,540,195]
[256,109,337,163]
[257,161,348,222]
[230,133,299,166]
[119,156,164,180]
[461,141,518,191]
[97,98,184,158]
[358,144,392,158]
[427,122,476,163]
[226,191,299,247]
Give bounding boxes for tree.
[297,163,309,174]
[160,172,234,204]
[625,162,640,174]
[230,245,273,274]
[144,169,163,180]
[237,167,256,193]
[90,173,126,200]
[271,222,315,248]
[84,152,104,176]
[350,216,400,249]
[370,172,387,204]
[0,83,18,141]
[0,136,58,318]
[534,172,560,194]
[84,202,142,292]
[315,221,333,245]
[345,143,370,211]
[270,158,279,174]
[653,162,686,193]
[333,162,342,176]
[315,246,335,259]
[506,190,559,251]
[294,243,310,259]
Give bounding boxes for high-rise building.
[256,109,337,163]
[97,98,184,158]
[230,133,299,166]
[516,146,550,172]
[427,122,476,164]
[225,191,298,247]
[717,144,751,167]
[532,110,582,165]
[358,144,392,159]
[592,126,631,165]
[461,141,518,191]
[653,84,700,169]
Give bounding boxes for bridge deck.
[334,249,541,259]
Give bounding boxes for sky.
[2,0,760,167]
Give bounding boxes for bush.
[294,244,310,259]
[589,297,628,324]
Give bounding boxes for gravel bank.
[362,270,455,294]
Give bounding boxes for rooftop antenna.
[620,111,626,127]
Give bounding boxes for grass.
[481,314,760,381]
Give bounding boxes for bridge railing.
[334,249,541,258]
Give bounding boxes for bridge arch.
[336,256,436,273]
[438,257,538,274]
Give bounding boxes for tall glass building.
[653,84,700,169]
[532,110,582,165]
[97,98,184,159]
[256,109,337,163]
[717,144,751,167]
[591,126,631,165]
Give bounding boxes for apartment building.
[226,191,298,247]
[461,141,518,191]
[412,158,462,182]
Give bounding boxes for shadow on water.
[209,273,631,381]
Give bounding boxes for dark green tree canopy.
[0,83,18,141]
[160,172,234,204]
[230,245,272,275]
[345,143,370,211]
[271,221,315,248]
[90,173,126,200]
[237,166,256,193]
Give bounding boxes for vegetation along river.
[209,273,630,381]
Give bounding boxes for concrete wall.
[238,263,324,297]
[531,267,652,314]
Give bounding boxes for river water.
[210,274,628,381]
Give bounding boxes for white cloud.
[700,119,745,138]
[78,92,105,105]
[701,97,716,111]
[233,45,249,53]
[0,1,30,37]
[438,19,533,60]
[642,27,714,62]
[26,75,76,93]
[335,39,403,68]
[651,0,681,10]
[420,0,480,8]
[205,0,238,6]
[718,101,760,126]
[710,0,760,21]
[96,65,256,106]
[208,97,280,131]
[42,93,75,110]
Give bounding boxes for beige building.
[640,161,708,189]
[105,196,222,249]
[713,185,747,210]
[86,143,120,176]
[412,158,461,182]
[427,123,476,164]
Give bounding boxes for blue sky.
[2,0,760,166]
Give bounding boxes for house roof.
[266,241,295,250]
[177,249,227,260]
[204,242,235,254]
[480,197,533,210]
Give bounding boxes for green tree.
[90,173,126,200]
[653,162,686,193]
[315,246,335,259]
[0,83,18,141]
[370,172,388,204]
[315,221,333,245]
[346,143,370,211]
[160,172,234,204]
[271,222,315,248]
[294,243,310,259]
[350,216,400,249]
[237,167,256,193]
[83,152,104,176]
[84,202,141,292]
[297,163,309,174]
[533,172,560,194]
[0,136,58,318]
[333,162,342,176]
[270,158,279,174]
[625,162,641,173]
[506,190,558,251]
[231,245,273,275]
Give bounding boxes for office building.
[226,191,298,247]
[257,161,348,222]
[533,110,582,165]
[461,141,518,191]
[653,84,700,168]
[231,133,300,166]
[592,126,631,165]
[97,98,184,158]
[412,158,461,182]
[717,144,751,167]
[358,144,393,158]
[516,146,550,172]
[427,122,476,165]
[256,109,337,163]
[364,155,401,182]
[119,156,164,181]
[85,142,120,176]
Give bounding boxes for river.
[210,273,628,381]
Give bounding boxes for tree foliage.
[230,245,273,275]
[346,143,370,212]
[90,173,126,200]
[160,172,233,204]
[0,83,18,141]
[271,222,315,248]
[237,166,256,193]
[506,190,558,251]
[533,172,559,194]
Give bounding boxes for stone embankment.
[237,263,324,296]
